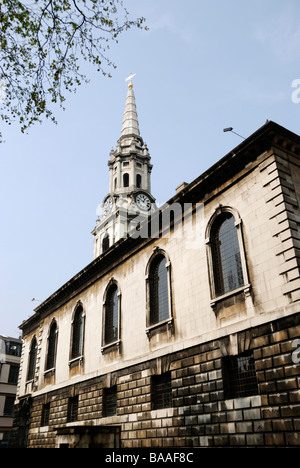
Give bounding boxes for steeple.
[108,74,152,196]
[121,84,140,139]
[92,75,156,259]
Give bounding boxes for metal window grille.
[67,396,78,423]
[223,352,259,399]
[151,373,172,410]
[41,403,50,427]
[105,285,119,345]
[150,256,170,325]
[103,386,117,417]
[211,214,244,296]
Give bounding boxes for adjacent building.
[0,335,22,447]
[11,81,300,448]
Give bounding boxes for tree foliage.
[0,0,146,139]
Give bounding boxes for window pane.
[223,352,259,399]
[71,307,84,359]
[67,396,78,423]
[27,338,37,381]
[6,341,22,357]
[150,256,169,325]
[41,403,50,426]
[103,387,117,417]
[4,396,15,416]
[46,322,57,370]
[8,365,19,384]
[105,286,119,345]
[212,214,244,296]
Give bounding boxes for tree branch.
[0,0,147,140]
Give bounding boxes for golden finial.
[125,72,136,89]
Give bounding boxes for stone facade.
[11,118,300,448]
[14,314,300,448]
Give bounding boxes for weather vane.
[125,72,136,89]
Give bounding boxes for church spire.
[92,74,156,259]
[121,73,140,139]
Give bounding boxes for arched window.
[45,321,57,371]
[136,174,142,188]
[149,254,170,325]
[211,213,244,296]
[27,337,37,381]
[71,304,84,360]
[102,233,110,253]
[206,207,250,305]
[104,284,120,346]
[123,173,129,188]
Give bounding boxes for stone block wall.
[13,312,300,448]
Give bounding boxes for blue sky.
[1,0,300,337]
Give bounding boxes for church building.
[11,78,300,448]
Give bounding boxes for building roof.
[0,334,22,342]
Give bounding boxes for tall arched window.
[27,337,37,381]
[104,284,120,346]
[123,173,129,188]
[211,213,244,296]
[206,207,250,306]
[149,254,170,325]
[46,320,57,371]
[71,304,85,360]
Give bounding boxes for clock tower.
[92,75,156,258]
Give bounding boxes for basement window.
[67,396,79,423]
[151,372,172,410]
[103,386,117,417]
[41,403,50,427]
[222,351,259,399]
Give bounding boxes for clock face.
[135,193,151,211]
[103,196,113,216]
